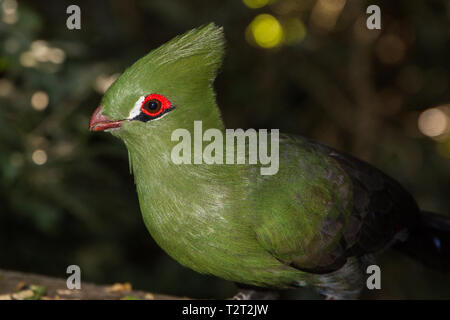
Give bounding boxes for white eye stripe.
[151,111,171,121]
[128,95,146,119]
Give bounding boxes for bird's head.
[89,23,225,144]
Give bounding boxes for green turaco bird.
[89,24,450,299]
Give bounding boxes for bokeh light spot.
[31,40,50,61]
[418,107,449,137]
[376,34,406,65]
[20,52,36,67]
[248,14,284,49]
[2,0,17,14]
[49,48,66,64]
[32,149,48,165]
[283,18,307,45]
[243,0,271,9]
[20,41,66,68]
[0,79,13,97]
[311,0,347,31]
[2,0,18,24]
[31,91,49,111]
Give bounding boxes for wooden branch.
[0,269,185,300]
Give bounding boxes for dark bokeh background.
[0,0,449,299]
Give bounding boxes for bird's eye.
[128,93,173,122]
[142,99,162,116]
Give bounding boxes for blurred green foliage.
[0,0,449,299]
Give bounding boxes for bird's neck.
[121,113,250,230]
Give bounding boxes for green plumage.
[94,24,422,298]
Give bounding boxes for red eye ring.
[140,94,171,117]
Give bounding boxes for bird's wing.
[251,134,419,274]
[314,139,420,256]
[250,135,354,273]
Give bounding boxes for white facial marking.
[128,95,146,120]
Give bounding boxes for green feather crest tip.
[150,23,225,68]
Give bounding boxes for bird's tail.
[394,211,450,272]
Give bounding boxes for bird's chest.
[137,187,245,271]
[133,165,279,282]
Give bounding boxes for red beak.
[89,106,122,132]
